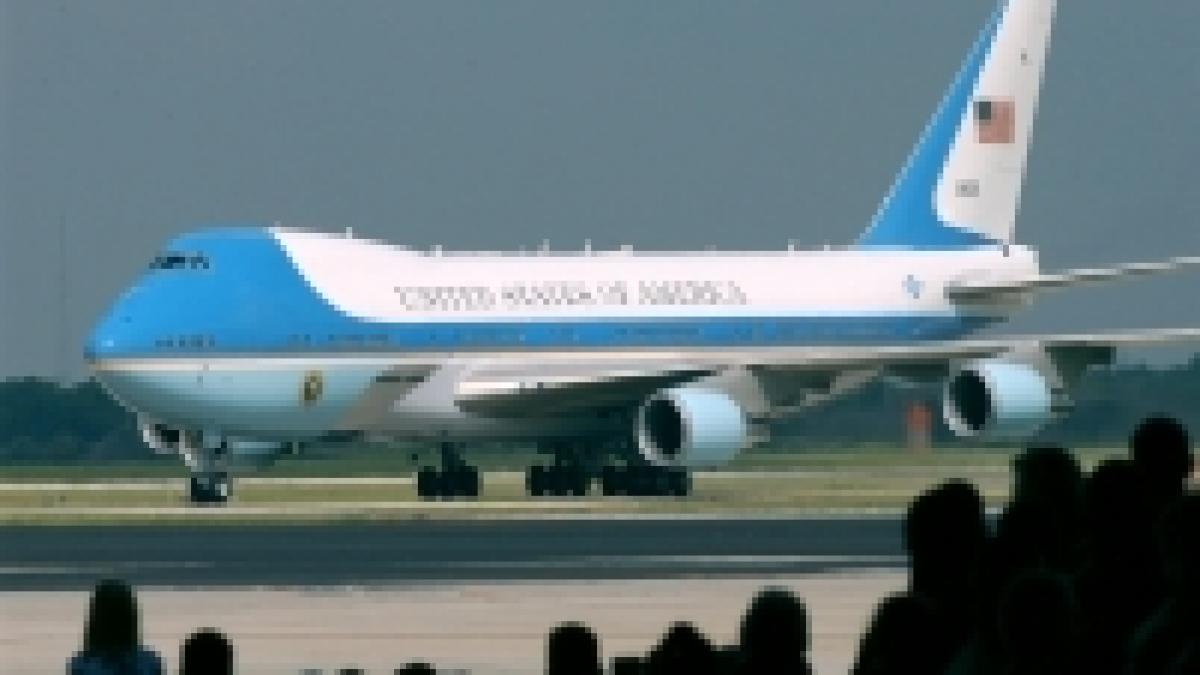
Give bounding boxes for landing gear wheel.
[448,466,480,499]
[416,453,480,500]
[601,466,622,497]
[416,466,439,499]
[527,465,547,497]
[188,471,231,505]
[525,442,597,498]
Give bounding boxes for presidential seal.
[301,370,324,406]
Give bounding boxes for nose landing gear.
[188,471,232,504]
[180,431,233,505]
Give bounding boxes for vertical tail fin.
[856,0,1057,249]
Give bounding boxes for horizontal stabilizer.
[947,256,1200,302]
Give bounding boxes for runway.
[0,517,903,590]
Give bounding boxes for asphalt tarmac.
[0,517,904,590]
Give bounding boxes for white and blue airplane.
[86,0,1198,503]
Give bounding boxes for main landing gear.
[524,443,692,498]
[416,442,481,500]
[526,443,592,497]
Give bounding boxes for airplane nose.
[85,308,132,363]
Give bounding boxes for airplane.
[85,0,1199,504]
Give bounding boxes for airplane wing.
[947,256,1200,303]
[454,327,1200,414]
[455,361,717,415]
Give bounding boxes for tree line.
[1,355,1197,462]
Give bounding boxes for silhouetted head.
[546,622,601,675]
[853,592,939,675]
[181,628,232,675]
[738,587,810,674]
[1083,459,1145,549]
[395,664,436,675]
[1013,445,1082,513]
[83,578,140,658]
[1131,416,1192,493]
[647,622,715,675]
[996,570,1076,671]
[903,480,986,594]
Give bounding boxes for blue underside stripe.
[99,314,995,359]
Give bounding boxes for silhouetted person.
[900,480,986,671]
[995,570,1079,675]
[853,592,940,675]
[1125,495,1200,675]
[69,579,163,675]
[394,662,436,674]
[737,587,811,675]
[180,628,231,675]
[1076,459,1159,675]
[1009,445,1085,570]
[546,622,601,675]
[1130,416,1193,513]
[647,622,717,675]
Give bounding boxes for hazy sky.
[1,0,1198,379]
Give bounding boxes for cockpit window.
[149,252,210,270]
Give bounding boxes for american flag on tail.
[974,98,1015,144]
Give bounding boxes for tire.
[544,466,563,497]
[572,468,590,497]
[669,470,691,497]
[600,466,621,497]
[188,472,230,505]
[462,467,480,499]
[527,465,546,497]
[450,466,479,499]
[416,466,439,500]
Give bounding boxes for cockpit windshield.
[149,252,210,270]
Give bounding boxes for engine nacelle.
[635,387,748,468]
[943,359,1055,439]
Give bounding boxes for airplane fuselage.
[86,227,1039,441]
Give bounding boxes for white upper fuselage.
[281,229,1039,325]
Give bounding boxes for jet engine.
[943,359,1057,439]
[635,387,749,468]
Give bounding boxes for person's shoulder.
[132,646,165,674]
[67,653,111,675]
[67,649,164,675]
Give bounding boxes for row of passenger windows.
[277,323,932,348]
[150,324,943,351]
[149,252,210,270]
[155,335,216,349]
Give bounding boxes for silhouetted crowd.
[69,417,1196,674]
